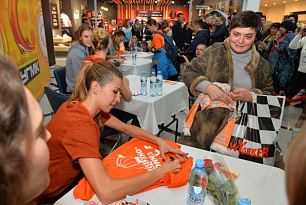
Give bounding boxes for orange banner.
[0,0,50,99]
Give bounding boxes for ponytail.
[68,61,123,130]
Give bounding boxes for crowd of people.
[1,8,306,205]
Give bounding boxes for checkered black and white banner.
[223,95,285,166]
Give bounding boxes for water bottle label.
[187,193,204,204]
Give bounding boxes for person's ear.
[91,81,100,95]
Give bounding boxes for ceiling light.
[273,2,276,4]
[188,1,190,3]
[155,0,157,3]
[172,1,174,3]
[284,1,286,3]
[265,4,267,6]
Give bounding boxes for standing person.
[66,24,93,93]
[269,20,297,94]
[122,19,132,50]
[183,22,193,50]
[147,19,178,80]
[133,19,143,42]
[181,10,274,154]
[172,13,185,51]
[288,14,298,32]
[286,27,306,127]
[39,61,187,203]
[185,19,209,57]
[0,58,51,205]
[144,17,153,52]
[257,22,280,60]
[210,16,227,45]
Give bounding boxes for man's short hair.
[177,13,184,18]
[193,19,204,29]
[230,10,262,36]
[204,14,213,20]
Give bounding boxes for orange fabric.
[73,139,193,201]
[152,29,165,49]
[81,55,106,68]
[39,101,110,200]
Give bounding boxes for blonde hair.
[286,128,306,205]
[68,61,123,130]
[92,28,109,51]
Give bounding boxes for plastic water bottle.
[135,44,138,54]
[186,159,208,205]
[238,198,251,205]
[156,71,163,96]
[140,71,147,96]
[150,72,156,97]
[132,52,136,65]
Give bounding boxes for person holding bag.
[180,11,277,164]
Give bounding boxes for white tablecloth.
[116,75,189,134]
[54,145,288,205]
[119,58,152,77]
[120,52,154,59]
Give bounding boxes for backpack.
[154,31,178,60]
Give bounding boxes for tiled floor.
[40,56,304,165]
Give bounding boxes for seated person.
[129,34,143,52]
[82,28,139,127]
[38,61,187,204]
[179,44,206,80]
[66,24,93,93]
[107,30,128,60]
[0,58,51,205]
[180,11,273,151]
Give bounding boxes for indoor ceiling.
[259,0,306,8]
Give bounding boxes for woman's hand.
[147,44,152,50]
[156,139,187,161]
[206,84,231,104]
[229,88,253,102]
[118,57,125,64]
[160,157,185,174]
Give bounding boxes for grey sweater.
[66,42,89,92]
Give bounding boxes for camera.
[177,51,194,64]
[273,40,278,45]
[150,47,161,53]
[303,27,306,33]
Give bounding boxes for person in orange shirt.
[147,19,178,80]
[39,61,187,204]
[82,28,140,128]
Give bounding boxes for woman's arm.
[79,156,184,204]
[104,115,187,159]
[120,77,132,102]
[289,33,305,50]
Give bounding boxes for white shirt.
[289,33,306,73]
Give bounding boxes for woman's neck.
[82,95,100,118]
[93,50,107,59]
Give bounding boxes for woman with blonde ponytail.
[39,61,187,204]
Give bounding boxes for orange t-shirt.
[81,55,106,68]
[73,138,193,201]
[39,101,110,200]
[152,29,165,49]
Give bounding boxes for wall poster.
[0,0,50,99]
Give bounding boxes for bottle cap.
[142,71,146,74]
[157,71,161,74]
[238,198,251,205]
[195,159,204,168]
[152,72,156,75]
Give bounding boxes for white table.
[54,145,288,205]
[116,75,189,135]
[119,58,152,77]
[120,51,154,59]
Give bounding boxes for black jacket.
[172,21,185,50]
[210,24,227,45]
[186,29,210,55]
